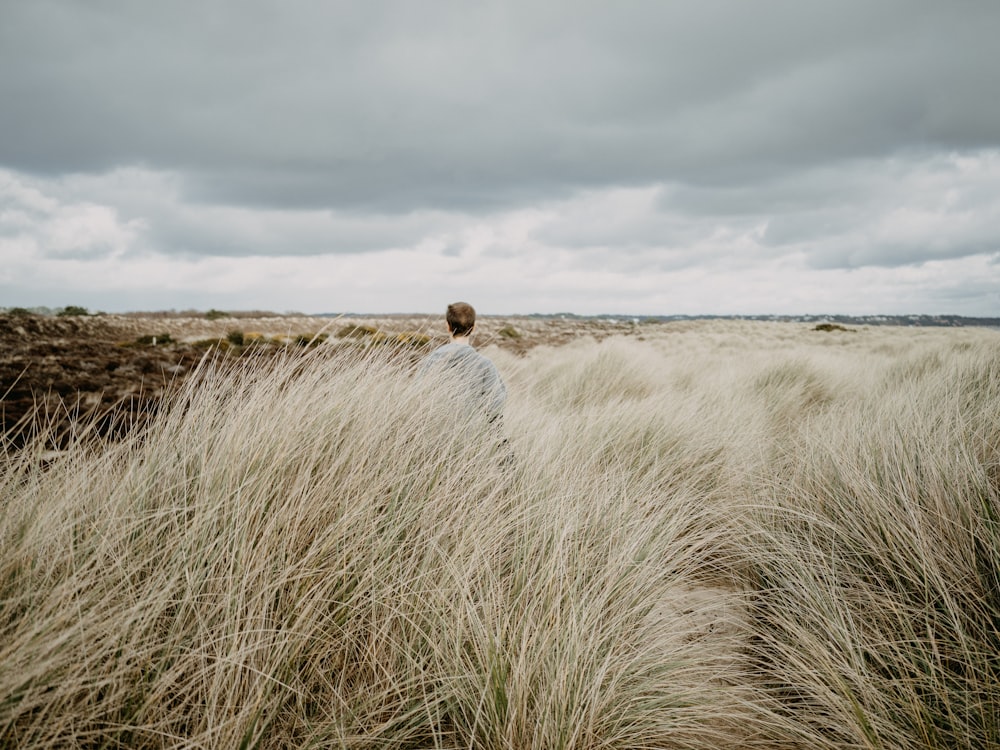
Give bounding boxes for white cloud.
[2,150,999,315]
[0,171,146,264]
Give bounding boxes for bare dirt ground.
[1,312,648,448]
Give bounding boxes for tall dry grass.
[1,322,998,748]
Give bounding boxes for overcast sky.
[2,1,999,316]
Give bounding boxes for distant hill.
[514,313,1000,328]
[10,308,992,328]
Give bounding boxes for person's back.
[419,339,506,422]
[417,302,506,424]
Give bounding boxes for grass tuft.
[2,323,998,747]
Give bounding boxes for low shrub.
[337,323,381,339]
[394,332,431,348]
[57,305,89,317]
[133,333,174,346]
[292,332,329,347]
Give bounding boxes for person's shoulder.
[427,342,462,358]
[473,346,499,366]
[420,342,462,368]
[477,350,500,371]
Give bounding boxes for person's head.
[446,302,476,338]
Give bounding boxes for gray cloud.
[2,1,999,314]
[525,152,1000,274]
[3,0,999,214]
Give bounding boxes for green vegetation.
[132,333,174,346]
[497,324,522,339]
[393,331,431,348]
[337,323,382,339]
[205,309,228,320]
[1,323,998,748]
[814,322,854,332]
[56,305,89,317]
[292,332,329,347]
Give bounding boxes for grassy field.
[2,321,998,748]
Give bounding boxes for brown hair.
[446,302,476,337]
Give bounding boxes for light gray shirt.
[418,342,507,421]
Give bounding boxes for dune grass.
[1,322,998,748]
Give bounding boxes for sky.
[1,1,999,316]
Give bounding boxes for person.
[418,302,506,426]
